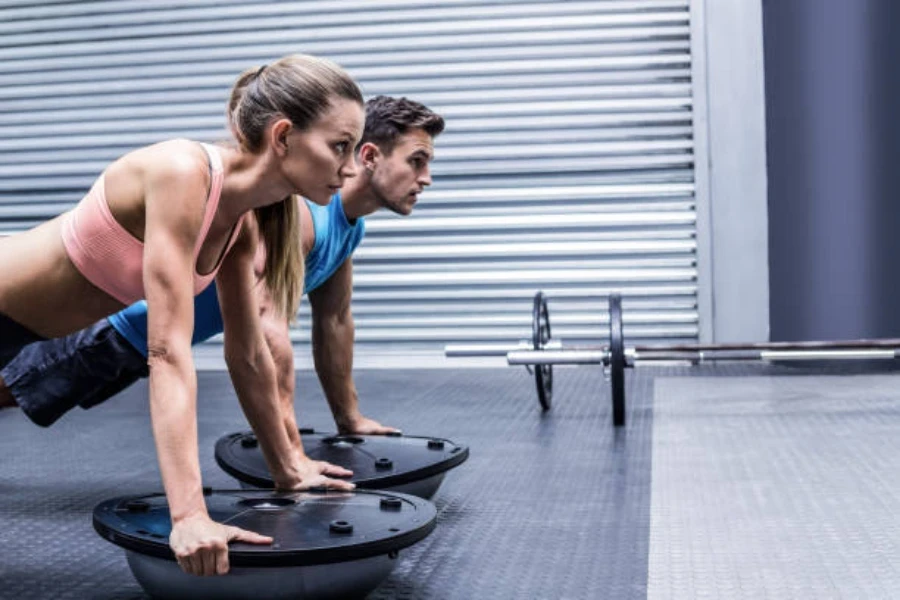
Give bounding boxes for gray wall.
[694,0,770,343]
[765,0,900,340]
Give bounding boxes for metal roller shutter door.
[0,0,701,363]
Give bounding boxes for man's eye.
[335,142,348,154]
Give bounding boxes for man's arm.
[216,217,353,488]
[307,259,399,434]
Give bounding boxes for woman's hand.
[169,512,273,576]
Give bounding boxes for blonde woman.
[0,54,363,576]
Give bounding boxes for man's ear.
[358,142,381,172]
[269,118,293,156]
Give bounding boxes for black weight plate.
[532,291,553,411]
[608,293,626,426]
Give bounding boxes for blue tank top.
[108,193,365,356]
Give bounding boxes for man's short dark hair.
[359,96,445,154]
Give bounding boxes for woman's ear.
[269,118,293,156]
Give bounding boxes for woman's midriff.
[0,215,126,338]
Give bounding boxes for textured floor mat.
[2,363,899,599]
[0,365,652,600]
[648,374,900,599]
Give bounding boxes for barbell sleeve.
[507,349,607,365]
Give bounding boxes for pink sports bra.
[61,142,243,306]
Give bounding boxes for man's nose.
[419,166,432,187]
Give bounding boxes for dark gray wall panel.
[765,0,900,341]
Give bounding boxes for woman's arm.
[258,306,304,448]
[216,217,354,490]
[142,148,270,577]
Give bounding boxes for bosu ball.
[215,429,469,499]
[93,488,437,600]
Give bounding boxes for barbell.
[445,292,900,427]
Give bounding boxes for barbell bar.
[445,291,900,427]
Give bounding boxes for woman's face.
[283,97,364,205]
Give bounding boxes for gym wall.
[0,1,771,366]
[764,0,900,342]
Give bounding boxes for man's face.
[369,128,434,216]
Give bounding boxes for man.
[0,96,444,446]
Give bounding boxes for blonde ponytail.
[254,195,303,321]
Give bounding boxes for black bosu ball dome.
[215,430,469,499]
[93,488,437,600]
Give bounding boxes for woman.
[0,54,364,576]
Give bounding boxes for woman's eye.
[335,142,348,154]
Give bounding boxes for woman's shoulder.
[119,139,211,184]
[101,139,212,210]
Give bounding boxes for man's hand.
[337,414,402,436]
[277,457,356,492]
[169,513,273,576]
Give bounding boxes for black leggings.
[0,311,45,370]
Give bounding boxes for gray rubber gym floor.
[2,363,899,599]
